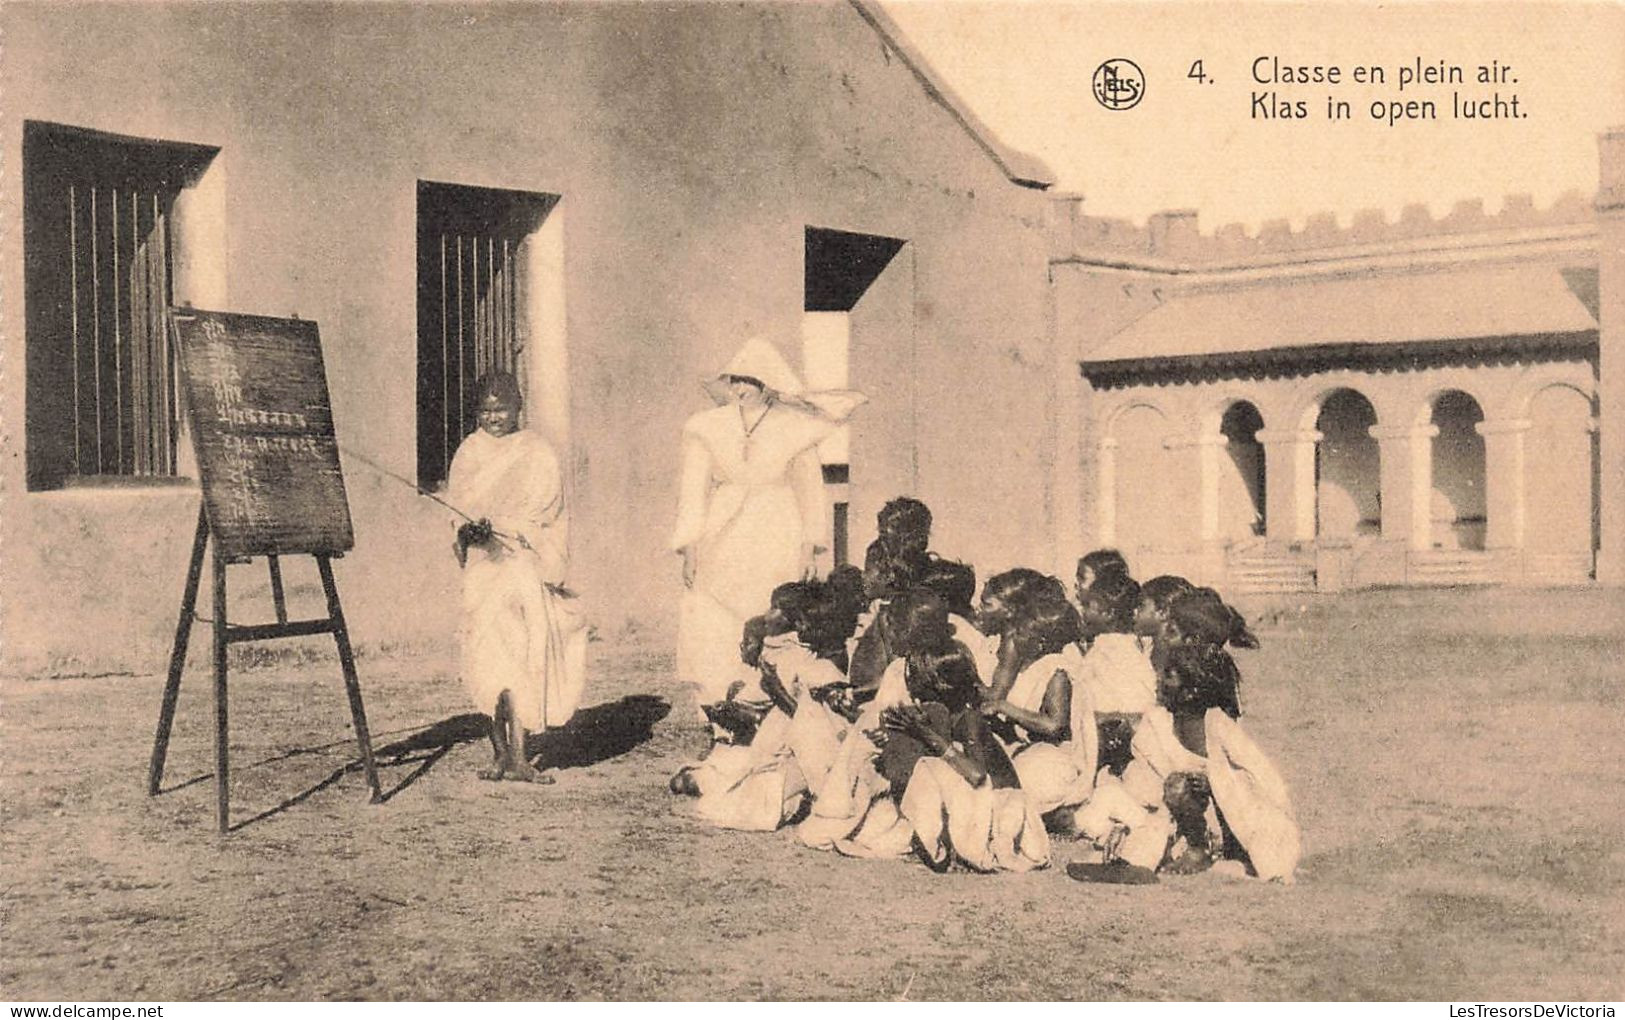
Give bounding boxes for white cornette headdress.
[701,337,867,423]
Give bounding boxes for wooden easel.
[146,507,383,833]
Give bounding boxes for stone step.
[1408,552,1495,586]
[1229,572,1315,585]
[1227,555,1317,593]
[1523,551,1594,585]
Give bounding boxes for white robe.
[1000,647,1099,816]
[1077,632,1159,715]
[686,637,848,832]
[803,658,1052,872]
[1076,707,1302,880]
[896,658,1054,872]
[1204,709,1303,883]
[671,403,833,703]
[798,658,916,858]
[447,428,588,731]
[902,758,1051,873]
[1072,706,1204,868]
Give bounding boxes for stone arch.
[1104,400,1180,575]
[1503,365,1597,422]
[1524,381,1598,564]
[1410,376,1495,426]
[1288,372,1402,433]
[1213,397,1267,541]
[1196,388,1267,436]
[1424,389,1487,550]
[1306,386,1382,539]
[1102,395,1174,437]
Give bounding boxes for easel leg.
[212,548,231,834]
[148,504,210,796]
[317,556,383,803]
[267,555,288,625]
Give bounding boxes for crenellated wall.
[1052,191,1597,266]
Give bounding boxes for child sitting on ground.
[1150,587,1261,872]
[975,568,1072,702]
[975,576,1097,828]
[1072,587,1297,882]
[1076,547,1132,593]
[1076,571,1155,776]
[860,497,935,602]
[669,578,864,830]
[876,591,1048,872]
[1132,575,1197,652]
[700,581,818,746]
[915,556,997,681]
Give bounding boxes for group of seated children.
[668,498,1301,883]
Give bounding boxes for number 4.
[1188,60,1207,83]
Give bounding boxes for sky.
[880,0,1625,231]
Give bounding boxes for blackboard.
[172,309,354,558]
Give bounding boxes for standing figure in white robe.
[670,338,864,705]
[448,372,588,783]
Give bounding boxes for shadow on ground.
[367,692,673,773]
[214,695,672,830]
[530,693,671,769]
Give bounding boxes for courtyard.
[2,586,1621,1000]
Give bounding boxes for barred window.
[416,180,556,491]
[23,121,216,491]
[24,122,219,490]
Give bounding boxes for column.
[1178,431,1231,586]
[1096,437,1117,545]
[1476,418,1530,553]
[1256,428,1319,542]
[1166,432,1231,543]
[1597,126,1625,584]
[1369,423,1437,551]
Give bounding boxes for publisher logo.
[1093,58,1145,111]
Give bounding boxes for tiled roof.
[1081,261,1599,386]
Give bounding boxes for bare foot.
[669,767,701,797]
[477,763,555,784]
[476,752,506,781]
[504,760,555,784]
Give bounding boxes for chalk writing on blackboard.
[171,309,355,559]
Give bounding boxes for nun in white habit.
[670,338,865,706]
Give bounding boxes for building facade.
[1051,133,1624,593]
[0,1,1064,674]
[1,1,1620,676]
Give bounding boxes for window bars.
[24,121,216,490]
[65,180,178,479]
[416,180,554,490]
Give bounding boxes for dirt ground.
[3,586,1623,1001]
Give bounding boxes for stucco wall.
[0,1,1055,674]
